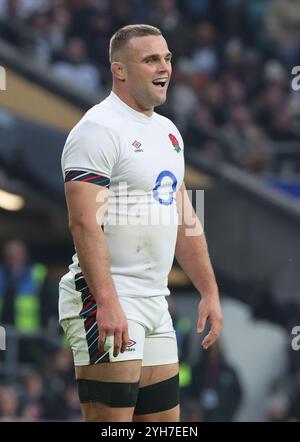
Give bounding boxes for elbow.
[68,220,82,236]
[68,219,99,237]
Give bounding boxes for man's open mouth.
[152,78,168,87]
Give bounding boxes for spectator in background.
[286,368,300,421]
[190,342,242,422]
[52,36,102,94]
[265,376,290,422]
[48,4,72,57]
[265,359,300,422]
[185,104,220,159]
[60,383,82,421]
[235,48,263,98]
[244,0,270,47]
[168,57,199,132]
[265,0,300,69]
[252,83,286,136]
[18,371,45,419]
[268,107,300,142]
[202,82,227,126]
[0,385,19,420]
[84,12,112,69]
[68,0,100,40]
[180,0,209,24]
[222,74,247,107]
[109,0,132,32]
[219,105,269,173]
[210,0,248,43]
[191,22,219,76]
[180,398,203,422]
[41,348,79,420]
[0,240,51,333]
[26,11,52,64]
[148,0,191,58]
[0,0,33,49]
[0,0,49,20]
[19,402,41,421]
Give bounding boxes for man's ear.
[111,62,126,81]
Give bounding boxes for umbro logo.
[127,339,136,347]
[132,140,143,152]
[126,339,136,352]
[132,140,141,149]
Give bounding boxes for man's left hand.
[196,295,223,349]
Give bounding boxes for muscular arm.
[65,180,128,356]
[175,182,223,349]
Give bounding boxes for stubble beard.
[145,87,167,109]
[132,85,168,113]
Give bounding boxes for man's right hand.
[96,299,129,357]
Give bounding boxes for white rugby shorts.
[60,292,178,367]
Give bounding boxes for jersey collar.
[109,91,155,124]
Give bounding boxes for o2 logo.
[152,170,177,206]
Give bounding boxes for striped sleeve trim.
[65,170,110,187]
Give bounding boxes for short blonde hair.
[109,24,162,62]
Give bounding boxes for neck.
[112,86,153,117]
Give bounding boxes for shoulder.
[81,95,133,133]
[154,113,182,135]
[63,99,123,155]
[153,112,184,144]
[62,98,122,173]
[70,99,122,139]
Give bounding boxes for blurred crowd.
[0,239,78,421]
[265,337,300,422]
[0,348,82,421]
[0,0,300,173]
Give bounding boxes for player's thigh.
[75,359,142,382]
[132,302,180,421]
[139,362,179,387]
[61,316,145,422]
[133,363,180,422]
[76,360,142,422]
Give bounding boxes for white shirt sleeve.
[61,119,119,180]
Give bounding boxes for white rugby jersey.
[59,91,184,319]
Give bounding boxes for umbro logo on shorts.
[126,339,136,351]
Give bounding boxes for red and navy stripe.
[75,272,109,364]
[65,170,110,187]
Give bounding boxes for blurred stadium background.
[0,0,299,422]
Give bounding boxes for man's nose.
[157,59,170,72]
